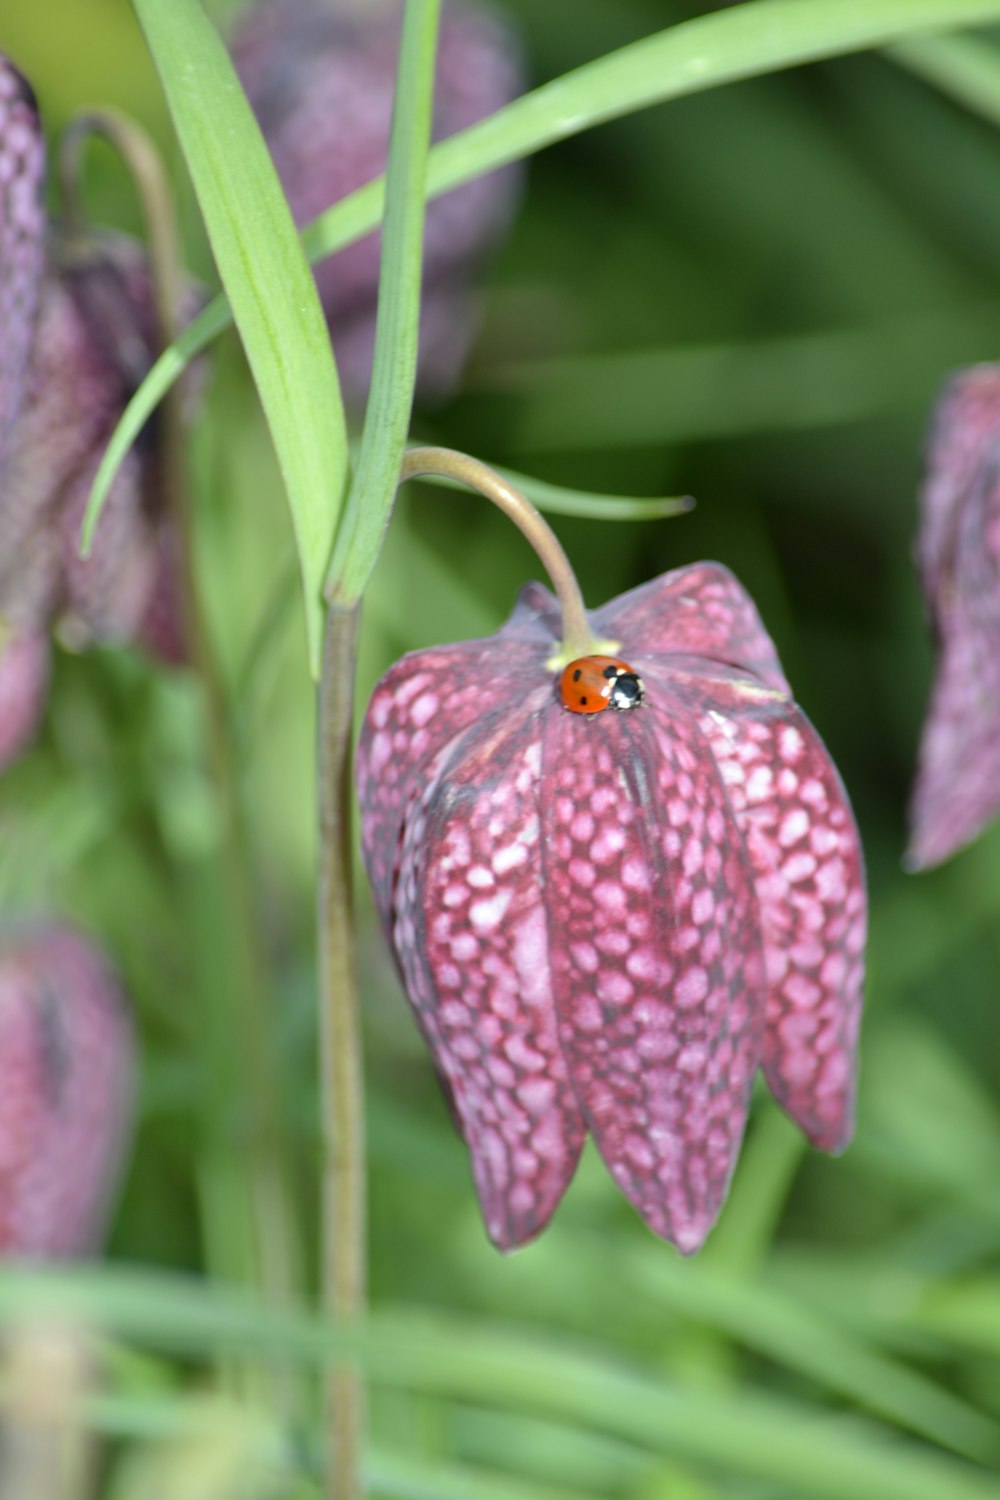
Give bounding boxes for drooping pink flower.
[0,630,49,773]
[0,52,202,769]
[231,0,524,405]
[0,924,135,1257]
[908,365,1000,870]
[357,564,866,1253]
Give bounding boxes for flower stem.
[317,601,365,1500]
[398,447,597,659]
[59,111,302,1310]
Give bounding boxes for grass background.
[3,1,1000,1495]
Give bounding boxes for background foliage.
[4,1,1000,1496]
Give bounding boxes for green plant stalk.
[316,602,365,1500]
[326,0,441,607]
[397,448,597,661]
[315,7,440,1486]
[311,442,599,1496]
[59,110,302,1312]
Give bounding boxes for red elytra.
[559,655,644,714]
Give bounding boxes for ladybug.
[559,655,645,715]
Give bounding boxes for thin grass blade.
[110,0,349,672]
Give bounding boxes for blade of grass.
[626,1248,1000,1463]
[114,0,348,674]
[889,32,1000,127]
[469,302,1000,452]
[87,0,1000,534]
[411,460,694,521]
[1,1273,999,1500]
[324,0,441,605]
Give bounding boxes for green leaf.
[116,0,348,674]
[2,1271,1000,1500]
[88,0,1000,559]
[627,1248,1000,1462]
[889,32,1000,127]
[472,304,1000,452]
[412,462,694,522]
[325,0,441,606]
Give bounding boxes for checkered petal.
[0,56,45,459]
[916,365,1000,607]
[358,562,866,1253]
[356,584,558,923]
[594,562,789,693]
[540,698,765,1254]
[0,925,134,1257]
[393,705,586,1250]
[682,667,865,1150]
[909,453,1000,868]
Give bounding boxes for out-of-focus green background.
[4,2,1000,1497]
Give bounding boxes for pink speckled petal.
[676,666,866,1151]
[356,586,557,921]
[540,704,765,1254]
[0,926,134,1257]
[0,629,49,771]
[58,447,155,646]
[594,562,789,693]
[907,600,1000,869]
[393,705,586,1250]
[0,56,45,457]
[916,365,1000,605]
[909,450,1000,868]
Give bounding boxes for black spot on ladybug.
[573,668,582,682]
[580,696,589,705]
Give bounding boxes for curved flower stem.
[58,111,302,1311]
[317,602,365,1500]
[399,447,598,660]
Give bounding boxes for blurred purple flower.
[908,365,1000,870]
[0,60,45,460]
[357,564,866,1253]
[0,924,134,1257]
[0,52,200,769]
[231,0,524,406]
[0,631,49,774]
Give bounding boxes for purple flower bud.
[0,630,49,771]
[231,0,525,405]
[357,565,866,1253]
[0,58,45,461]
[908,366,1000,870]
[0,924,135,1258]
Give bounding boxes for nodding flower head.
[357,564,866,1254]
[908,365,1000,870]
[0,923,135,1258]
[0,52,201,768]
[231,0,525,405]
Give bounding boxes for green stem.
[59,111,302,1310]
[317,602,365,1500]
[398,447,597,659]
